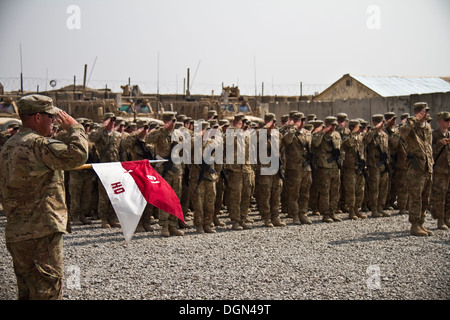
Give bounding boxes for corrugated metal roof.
[351,75,450,97]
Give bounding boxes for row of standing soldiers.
[63,102,449,237]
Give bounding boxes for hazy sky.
[1,0,449,95]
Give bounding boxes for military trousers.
[367,166,389,212]
[214,175,225,215]
[285,168,312,217]
[389,168,408,211]
[430,172,450,220]
[342,167,365,212]
[255,170,282,220]
[69,170,95,219]
[316,167,340,215]
[191,178,216,227]
[6,233,64,300]
[407,168,432,224]
[158,170,182,227]
[225,171,252,223]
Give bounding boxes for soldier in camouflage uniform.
[341,119,367,220]
[430,111,450,230]
[213,119,229,227]
[68,118,96,225]
[387,115,409,214]
[89,113,124,228]
[282,112,313,225]
[121,120,156,232]
[255,113,286,227]
[189,121,222,233]
[146,112,184,237]
[364,114,391,218]
[336,113,350,213]
[0,94,88,299]
[224,113,253,230]
[399,102,434,236]
[278,114,290,214]
[312,116,342,223]
[308,120,323,216]
[383,112,397,210]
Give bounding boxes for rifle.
[196,160,216,190]
[326,139,341,169]
[375,144,390,175]
[433,142,448,168]
[355,150,368,180]
[161,141,178,178]
[294,132,315,171]
[137,139,155,161]
[220,167,229,186]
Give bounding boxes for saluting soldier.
[430,111,450,230]
[255,113,286,227]
[146,112,184,237]
[312,116,342,223]
[282,112,313,225]
[399,102,434,236]
[364,114,391,218]
[341,119,367,220]
[89,112,124,228]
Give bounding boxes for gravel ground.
[0,207,449,301]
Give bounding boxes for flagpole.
[70,159,168,171]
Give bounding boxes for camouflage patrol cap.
[292,112,306,121]
[289,110,299,118]
[348,119,360,127]
[310,120,324,128]
[414,102,430,113]
[175,121,184,129]
[281,114,289,122]
[207,110,218,118]
[437,111,450,121]
[18,94,60,115]
[219,119,230,126]
[400,113,410,120]
[176,114,186,122]
[372,114,385,123]
[208,119,218,127]
[201,121,210,131]
[324,116,338,125]
[307,114,317,121]
[264,113,276,122]
[136,119,149,128]
[336,113,348,122]
[103,112,116,120]
[360,120,368,128]
[162,112,176,122]
[233,113,246,122]
[184,116,192,123]
[384,112,396,120]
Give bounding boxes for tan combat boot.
[378,206,391,217]
[203,225,216,233]
[371,210,383,218]
[239,221,252,230]
[271,217,286,227]
[161,225,170,237]
[109,219,121,228]
[330,213,342,222]
[437,219,449,230]
[143,222,154,232]
[299,213,312,225]
[196,225,205,234]
[135,223,146,233]
[292,214,301,225]
[349,208,358,220]
[169,225,184,236]
[322,214,333,223]
[79,213,92,225]
[213,215,225,227]
[263,219,274,228]
[410,223,428,236]
[101,218,111,228]
[355,209,367,219]
[231,222,243,230]
[420,224,433,236]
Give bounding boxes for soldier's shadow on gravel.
[328,230,409,245]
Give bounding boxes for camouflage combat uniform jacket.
[0,125,88,242]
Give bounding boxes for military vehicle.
[0,95,21,131]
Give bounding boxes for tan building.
[313,74,450,102]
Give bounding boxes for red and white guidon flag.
[92,160,184,242]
